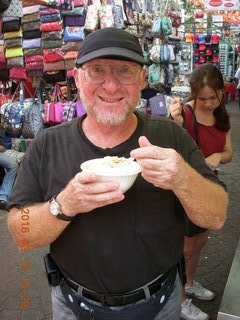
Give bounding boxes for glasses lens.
[85,65,105,84]
[84,65,141,84]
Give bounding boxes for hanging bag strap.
[183,104,199,146]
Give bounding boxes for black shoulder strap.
[182,104,199,146]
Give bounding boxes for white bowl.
[80,157,141,193]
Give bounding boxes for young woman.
[170,63,233,320]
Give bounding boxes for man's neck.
[82,114,138,149]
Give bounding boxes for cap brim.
[76,47,146,67]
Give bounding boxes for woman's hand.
[205,153,222,171]
[169,97,184,126]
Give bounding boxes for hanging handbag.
[63,26,85,42]
[43,60,65,71]
[4,38,22,49]
[0,69,10,81]
[27,69,44,77]
[3,28,23,39]
[43,70,66,83]
[22,87,44,139]
[64,59,75,70]
[0,53,6,63]
[5,47,23,58]
[61,7,85,16]
[25,61,44,70]
[7,56,24,67]
[63,51,77,60]
[22,38,41,49]
[9,67,27,80]
[84,5,99,32]
[22,20,41,31]
[21,12,41,24]
[61,41,82,53]
[113,5,125,29]
[43,48,64,63]
[39,7,59,15]
[23,5,40,15]
[76,100,86,117]
[2,18,20,33]
[63,14,86,27]
[99,5,114,29]
[40,21,62,32]
[42,40,63,49]
[25,54,43,63]
[148,94,168,116]
[40,13,61,23]
[41,30,62,41]
[0,82,25,134]
[62,101,76,122]
[24,47,43,56]
[23,30,41,39]
[74,0,85,6]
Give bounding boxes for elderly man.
[7,28,228,320]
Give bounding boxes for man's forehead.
[83,58,140,67]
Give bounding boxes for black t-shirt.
[8,111,223,294]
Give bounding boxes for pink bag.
[25,61,44,70]
[9,67,27,80]
[44,102,56,124]
[25,55,43,63]
[76,100,86,117]
[39,8,59,15]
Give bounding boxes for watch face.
[50,200,59,216]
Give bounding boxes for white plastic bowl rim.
[80,158,141,177]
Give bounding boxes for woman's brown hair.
[189,63,230,132]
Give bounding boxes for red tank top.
[184,107,227,158]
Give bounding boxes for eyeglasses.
[80,65,142,85]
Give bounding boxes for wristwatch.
[49,195,74,221]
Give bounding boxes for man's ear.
[73,67,80,90]
[140,67,147,90]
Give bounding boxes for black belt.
[64,267,176,307]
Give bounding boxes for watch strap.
[49,195,74,221]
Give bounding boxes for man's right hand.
[56,171,125,217]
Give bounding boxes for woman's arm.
[205,130,233,170]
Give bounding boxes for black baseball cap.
[75,28,146,67]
